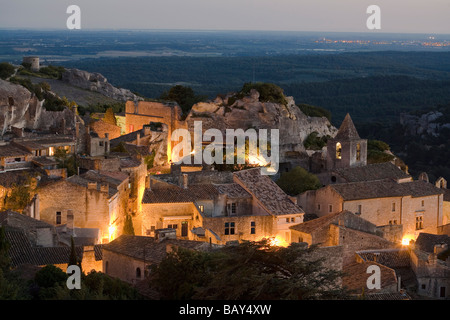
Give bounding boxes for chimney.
[434,243,448,255]
[182,173,188,189]
[100,183,109,193]
[67,210,74,235]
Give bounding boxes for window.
[329,204,333,213]
[136,267,141,279]
[231,203,236,214]
[56,211,61,225]
[440,287,446,298]
[225,222,235,235]
[356,143,361,161]
[421,200,425,207]
[250,221,256,234]
[317,204,321,211]
[167,224,178,229]
[286,218,290,223]
[291,217,295,223]
[416,215,424,230]
[392,202,396,212]
[99,141,104,147]
[336,142,342,159]
[198,205,204,213]
[421,284,426,290]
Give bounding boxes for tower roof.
[334,113,360,140]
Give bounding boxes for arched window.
[356,143,361,161]
[336,142,342,159]
[136,267,141,279]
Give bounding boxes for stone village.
[1,73,449,299]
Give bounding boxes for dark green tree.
[149,240,349,300]
[122,215,135,236]
[0,62,15,80]
[276,166,322,196]
[160,85,206,115]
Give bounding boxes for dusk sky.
[0,0,449,34]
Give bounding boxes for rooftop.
[142,184,218,204]
[0,143,31,158]
[233,168,304,216]
[330,179,444,201]
[333,162,411,183]
[356,248,411,268]
[102,234,213,264]
[333,113,361,141]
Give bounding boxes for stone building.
[125,101,185,165]
[0,210,102,272]
[36,170,130,243]
[289,210,397,265]
[411,233,450,299]
[326,113,367,172]
[299,179,444,244]
[141,167,304,245]
[101,234,215,284]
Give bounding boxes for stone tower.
[327,113,367,171]
[22,56,40,72]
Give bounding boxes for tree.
[160,85,206,115]
[122,215,135,236]
[276,166,321,196]
[149,240,348,300]
[4,174,35,213]
[0,62,15,80]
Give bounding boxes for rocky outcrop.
[185,89,337,163]
[61,68,142,102]
[400,111,450,137]
[0,79,76,136]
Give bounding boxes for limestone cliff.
[61,68,142,102]
[185,89,337,164]
[0,79,76,135]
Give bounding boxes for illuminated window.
[356,143,361,161]
[49,147,54,156]
[336,142,342,159]
[198,205,204,213]
[416,215,424,230]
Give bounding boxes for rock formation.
[61,68,142,102]
[185,89,337,164]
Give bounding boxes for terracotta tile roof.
[415,233,450,253]
[333,162,411,183]
[233,168,304,216]
[102,234,212,264]
[356,248,411,268]
[214,183,252,199]
[330,179,444,201]
[0,170,35,188]
[0,210,53,230]
[81,170,129,187]
[0,143,31,157]
[342,261,397,294]
[289,210,345,234]
[142,184,218,204]
[364,292,411,300]
[4,227,84,268]
[333,113,361,140]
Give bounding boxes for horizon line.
[1,27,449,37]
